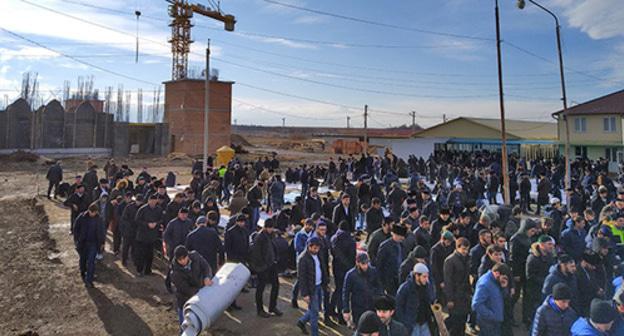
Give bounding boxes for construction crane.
[167,0,235,80]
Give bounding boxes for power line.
[262,0,493,42]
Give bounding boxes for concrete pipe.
[181,262,251,336]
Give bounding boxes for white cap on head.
[550,197,561,205]
[413,263,429,274]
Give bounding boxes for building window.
[575,146,587,158]
[574,117,586,133]
[603,116,617,132]
[606,147,619,162]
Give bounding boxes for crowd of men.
[49,150,624,335]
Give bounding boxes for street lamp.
[517,0,571,189]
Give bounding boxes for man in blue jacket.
[531,283,578,336]
[542,254,579,311]
[395,263,436,336]
[163,207,193,260]
[471,263,511,336]
[560,216,587,261]
[185,212,224,272]
[296,237,328,336]
[571,299,617,335]
[74,203,106,288]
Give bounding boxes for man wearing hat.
[170,245,213,325]
[420,189,437,222]
[332,193,355,232]
[376,224,407,296]
[186,211,224,272]
[471,263,511,336]
[74,202,106,288]
[92,178,110,204]
[591,186,611,219]
[134,194,164,276]
[443,237,470,336]
[430,207,452,244]
[543,254,579,311]
[64,183,90,235]
[224,214,250,265]
[355,311,383,336]
[532,283,578,335]
[374,295,409,336]
[163,207,193,261]
[399,246,428,284]
[544,198,565,241]
[342,252,383,328]
[510,218,539,326]
[329,220,356,325]
[577,251,606,316]
[292,219,317,308]
[525,235,557,324]
[296,237,328,336]
[571,299,617,335]
[395,263,436,336]
[249,218,281,318]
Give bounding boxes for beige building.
[553,89,624,164]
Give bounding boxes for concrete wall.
[41,100,65,148]
[0,109,6,149]
[112,122,129,157]
[5,98,32,149]
[164,79,232,155]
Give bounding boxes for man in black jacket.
[134,194,163,276]
[305,187,323,218]
[74,203,106,288]
[376,224,407,296]
[163,207,193,260]
[342,253,383,327]
[120,195,143,267]
[170,246,213,325]
[250,218,282,318]
[332,194,355,232]
[374,295,409,336]
[185,211,224,272]
[329,220,356,324]
[64,184,90,235]
[46,160,63,199]
[296,237,328,336]
[443,237,471,336]
[365,198,384,239]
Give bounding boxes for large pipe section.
[181,262,251,336]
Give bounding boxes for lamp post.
[517,0,570,189]
[495,0,511,205]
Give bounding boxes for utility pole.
[364,105,369,154]
[347,116,351,129]
[203,39,210,174]
[282,117,286,127]
[495,0,511,205]
[443,114,447,123]
[410,111,416,131]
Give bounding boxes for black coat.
[73,212,106,250]
[185,226,224,271]
[249,231,276,273]
[443,251,471,313]
[365,207,384,236]
[134,204,163,243]
[332,204,354,232]
[163,217,193,258]
[342,266,383,319]
[64,192,90,228]
[376,238,404,295]
[46,164,63,182]
[120,201,140,238]
[330,229,356,277]
[430,241,454,288]
[297,251,328,297]
[170,251,212,309]
[224,224,249,262]
[532,296,578,336]
[304,196,322,218]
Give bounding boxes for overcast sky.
[0,0,623,127]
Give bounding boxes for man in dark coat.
[296,237,329,336]
[46,160,63,199]
[510,218,539,326]
[387,183,407,220]
[368,217,392,264]
[525,235,556,324]
[376,224,407,296]
[304,187,323,218]
[542,254,579,313]
[64,184,90,235]
[536,173,551,215]
[247,180,263,232]
[249,218,281,317]
[430,231,455,302]
[374,295,409,336]
[224,214,250,264]
[531,283,577,336]
[443,237,471,336]
[170,246,213,325]
[395,263,436,335]
[342,253,383,326]
[329,220,356,324]
[120,194,143,267]
[413,216,433,251]
[365,198,384,239]
[73,203,106,288]
[332,194,355,232]
[82,165,98,198]
[134,194,163,276]
[185,211,224,272]
[163,207,193,260]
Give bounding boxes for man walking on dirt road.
[74,203,105,288]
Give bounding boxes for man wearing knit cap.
[571,299,617,335]
[355,310,383,336]
[542,254,579,312]
[296,236,328,336]
[342,252,383,329]
[395,263,436,336]
[525,234,557,326]
[376,224,407,296]
[532,283,578,336]
[374,295,408,336]
[472,263,511,336]
[399,245,428,284]
[577,251,606,316]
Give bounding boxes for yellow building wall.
[416,119,515,139]
[558,114,623,145]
